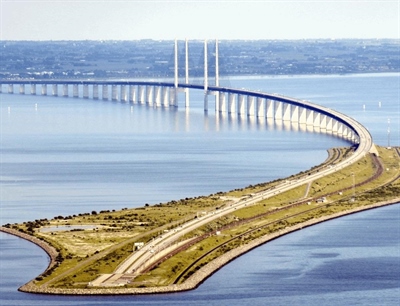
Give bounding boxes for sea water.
[0,73,399,305]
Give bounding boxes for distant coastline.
[2,198,399,296]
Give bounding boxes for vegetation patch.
[3,146,399,292]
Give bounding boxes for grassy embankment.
[3,146,400,290]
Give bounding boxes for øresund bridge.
[1,39,375,158]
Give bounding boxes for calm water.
[0,73,399,304]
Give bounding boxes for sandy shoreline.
[1,197,399,296]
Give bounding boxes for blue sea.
[0,73,399,305]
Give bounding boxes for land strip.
[1,146,399,295]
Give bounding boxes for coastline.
[2,197,399,296]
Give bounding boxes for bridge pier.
[256,97,264,117]
[41,84,47,96]
[275,101,283,121]
[228,93,236,114]
[305,109,314,126]
[111,85,118,101]
[52,84,58,96]
[62,84,68,97]
[146,86,153,105]
[120,85,127,102]
[320,114,327,131]
[204,92,208,112]
[8,84,14,94]
[30,84,36,95]
[93,84,99,100]
[299,107,307,124]
[184,88,190,108]
[102,84,109,100]
[266,99,274,119]
[218,92,226,113]
[247,95,255,116]
[19,84,25,95]
[129,85,136,103]
[154,86,161,107]
[162,87,169,107]
[326,117,333,132]
[73,84,79,98]
[313,112,321,128]
[83,84,89,99]
[237,94,245,115]
[170,88,177,107]
[291,105,299,123]
[332,119,339,135]
[283,103,291,121]
[138,85,145,104]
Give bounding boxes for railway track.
[142,151,391,281]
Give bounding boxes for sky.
[1,0,399,40]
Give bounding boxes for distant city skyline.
[1,0,399,41]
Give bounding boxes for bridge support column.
[214,92,220,112]
[342,126,350,140]
[62,84,68,97]
[112,85,118,101]
[170,88,177,107]
[102,84,109,100]
[138,85,145,104]
[129,85,136,103]
[154,86,161,107]
[146,86,153,105]
[256,97,265,117]
[0,84,2,93]
[291,105,299,123]
[320,114,327,130]
[332,119,340,135]
[299,107,307,124]
[204,92,208,112]
[228,93,236,114]
[238,94,245,115]
[19,84,25,95]
[8,84,14,94]
[52,84,58,96]
[30,84,36,95]
[219,92,226,113]
[266,99,274,119]
[83,84,89,99]
[275,101,283,121]
[73,84,79,98]
[120,85,128,102]
[283,103,291,121]
[185,88,190,108]
[247,96,255,116]
[120,85,127,102]
[313,112,321,128]
[162,87,169,107]
[41,84,47,96]
[93,84,99,100]
[337,122,344,136]
[306,109,314,126]
[326,117,333,132]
